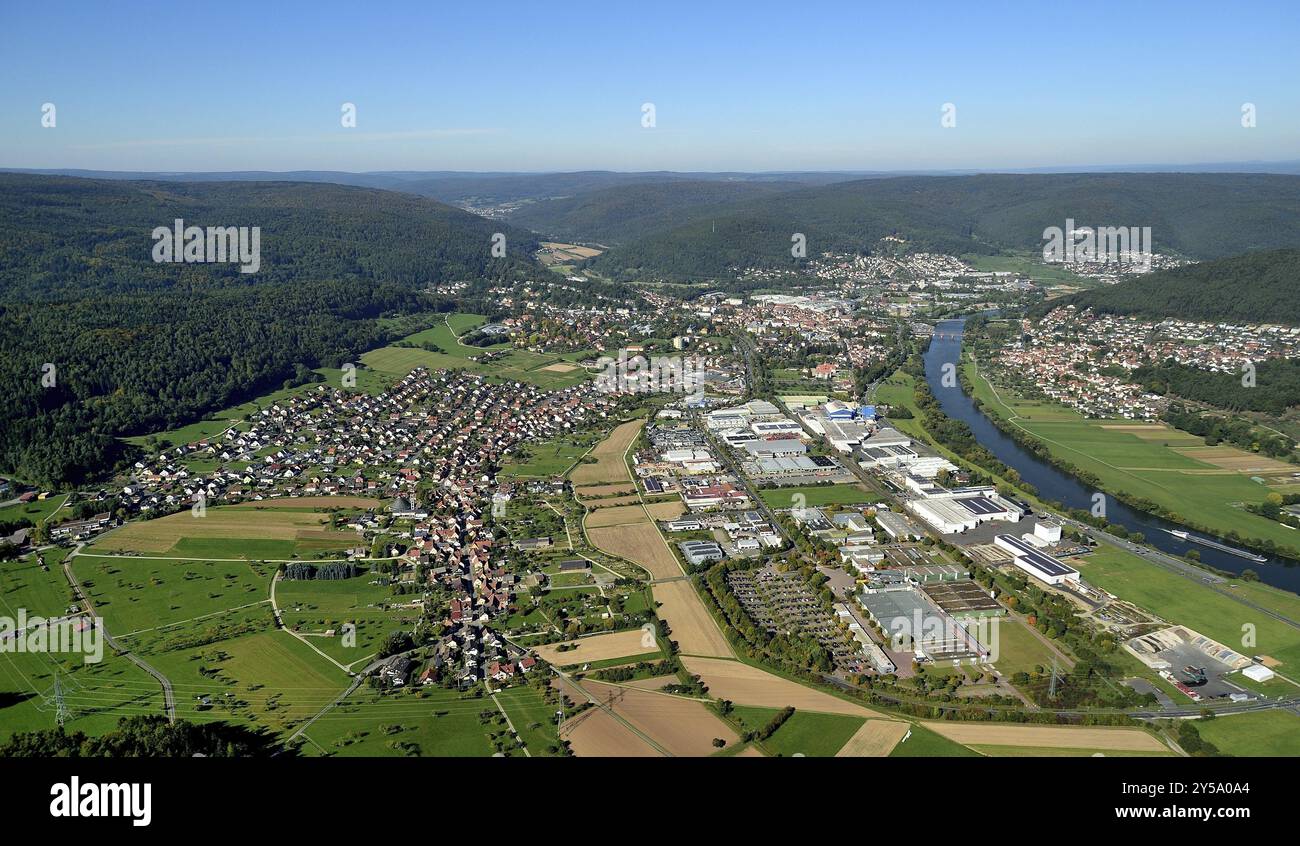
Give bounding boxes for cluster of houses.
[996,307,1300,420]
[117,369,614,517]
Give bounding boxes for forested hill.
[1060,249,1300,325]
[504,179,808,245]
[584,173,1300,281]
[0,174,539,485]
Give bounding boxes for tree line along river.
[923,317,1300,595]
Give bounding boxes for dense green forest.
[0,174,540,486]
[584,173,1300,281]
[1136,358,1300,415]
[1061,248,1300,325]
[505,179,807,245]
[0,715,286,757]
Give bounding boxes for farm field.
[965,358,1300,556]
[759,484,881,509]
[559,700,661,757]
[89,503,364,557]
[652,581,734,657]
[581,680,739,756]
[553,674,663,757]
[680,656,883,717]
[1193,710,1300,757]
[500,435,591,478]
[835,718,913,757]
[644,501,686,520]
[0,647,165,740]
[971,745,1175,757]
[275,570,415,665]
[0,552,74,619]
[493,685,564,756]
[569,420,643,486]
[919,721,1169,752]
[990,619,1059,676]
[585,504,651,529]
[1069,545,1300,672]
[144,628,349,732]
[729,704,866,757]
[575,483,638,499]
[587,523,682,580]
[299,686,503,757]
[72,554,274,635]
[888,722,980,757]
[532,629,657,666]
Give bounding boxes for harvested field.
[562,705,662,757]
[653,581,733,657]
[582,681,739,757]
[680,656,885,718]
[94,507,355,554]
[1173,446,1296,475]
[644,501,686,520]
[533,629,654,666]
[569,420,642,486]
[588,524,681,580]
[553,675,662,757]
[575,483,637,498]
[920,722,1168,752]
[1099,424,1194,441]
[538,362,579,373]
[836,720,912,757]
[585,504,649,528]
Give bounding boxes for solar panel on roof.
[958,496,1003,515]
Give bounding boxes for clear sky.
[3,0,1297,172]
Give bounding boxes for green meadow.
[275,571,416,665]
[72,554,274,635]
[989,619,1059,677]
[889,723,979,757]
[1194,710,1300,757]
[145,628,349,732]
[964,358,1300,556]
[727,704,865,757]
[493,684,565,756]
[298,686,503,757]
[1070,545,1300,672]
[500,434,594,478]
[758,483,881,509]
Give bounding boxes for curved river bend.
[923,317,1300,594]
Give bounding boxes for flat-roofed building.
[994,534,1080,585]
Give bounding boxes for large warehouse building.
[904,480,1021,534]
[994,534,1080,586]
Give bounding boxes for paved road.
[62,543,176,722]
[1066,518,1300,633]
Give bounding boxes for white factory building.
[903,478,1021,534]
[994,534,1080,586]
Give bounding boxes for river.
[923,317,1300,594]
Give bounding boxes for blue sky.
[3,0,1297,172]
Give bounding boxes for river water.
[923,317,1300,594]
